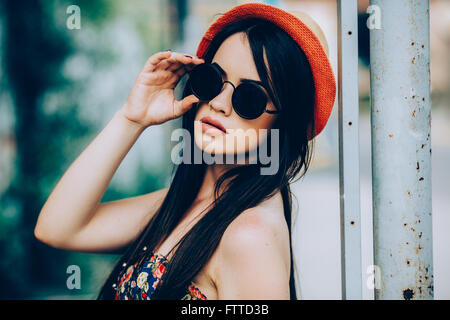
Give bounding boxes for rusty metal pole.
[337,0,363,300]
[369,0,433,299]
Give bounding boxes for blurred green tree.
[1,0,74,299]
[0,0,118,299]
[0,0,183,299]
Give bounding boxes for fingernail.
[184,55,193,59]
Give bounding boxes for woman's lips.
[201,122,226,135]
[200,116,227,135]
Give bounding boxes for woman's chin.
[195,138,247,153]
[195,139,225,155]
[195,142,260,167]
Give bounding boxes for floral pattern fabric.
[113,251,207,300]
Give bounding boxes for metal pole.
[337,0,362,300]
[370,0,433,300]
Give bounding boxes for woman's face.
[193,32,278,157]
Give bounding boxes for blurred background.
[0,0,449,299]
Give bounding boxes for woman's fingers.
[156,59,173,71]
[172,60,201,78]
[144,50,172,72]
[166,66,188,87]
[143,51,204,73]
[160,52,204,71]
[173,94,200,118]
[170,65,186,77]
[141,51,205,86]
[166,61,184,72]
[166,54,201,71]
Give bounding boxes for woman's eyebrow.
[212,62,264,86]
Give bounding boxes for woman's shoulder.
[209,190,291,298]
[215,190,290,269]
[225,190,287,242]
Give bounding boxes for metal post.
[370,0,433,300]
[337,0,362,300]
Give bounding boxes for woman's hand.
[119,50,204,129]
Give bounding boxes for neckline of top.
[146,250,208,300]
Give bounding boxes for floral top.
[113,248,207,300]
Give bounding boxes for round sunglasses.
[188,62,279,120]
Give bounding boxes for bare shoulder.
[227,191,288,246]
[212,190,291,299]
[221,190,289,264]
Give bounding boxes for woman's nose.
[208,82,234,116]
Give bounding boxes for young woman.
[34,3,335,300]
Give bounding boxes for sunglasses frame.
[188,62,280,120]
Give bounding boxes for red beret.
[196,3,336,140]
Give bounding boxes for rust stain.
[403,288,415,300]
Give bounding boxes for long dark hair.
[98,17,315,300]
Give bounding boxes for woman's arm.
[34,51,203,253]
[34,110,151,251]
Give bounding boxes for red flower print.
[152,277,161,290]
[188,284,207,300]
[117,266,134,287]
[152,263,166,278]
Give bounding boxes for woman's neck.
[196,163,238,203]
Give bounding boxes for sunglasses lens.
[189,64,222,100]
[232,82,268,120]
